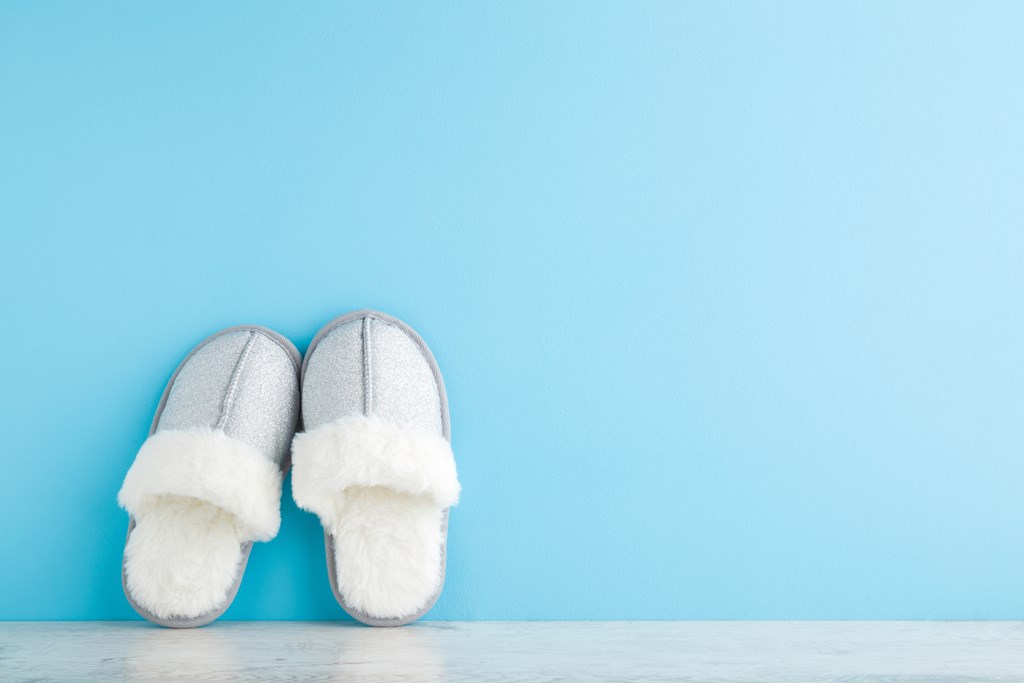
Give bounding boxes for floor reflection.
[327,623,448,679]
[115,621,449,681]
[118,623,245,681]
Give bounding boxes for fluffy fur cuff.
[291,414,460,530]
[118,428,283,541]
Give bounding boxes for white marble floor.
[2,621,1023,682]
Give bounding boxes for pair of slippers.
[117,310,460,628]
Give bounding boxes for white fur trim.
[291,414,459,532]
[123,497,245,619]
[118,428,282,542]
[291,414,459,619]
[331,488,446,619]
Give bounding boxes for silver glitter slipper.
[291,310,460,626]
[117,325,300,628]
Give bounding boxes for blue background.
[2,2,1023,621]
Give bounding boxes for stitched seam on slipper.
[217,331,256,430]
[362,317,373,416]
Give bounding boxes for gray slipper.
[291,310,460,626]
[117,326,300,628]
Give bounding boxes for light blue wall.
[2,2,1022,621]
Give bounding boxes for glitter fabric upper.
[302,316,443,437]
[157,330,300,466]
